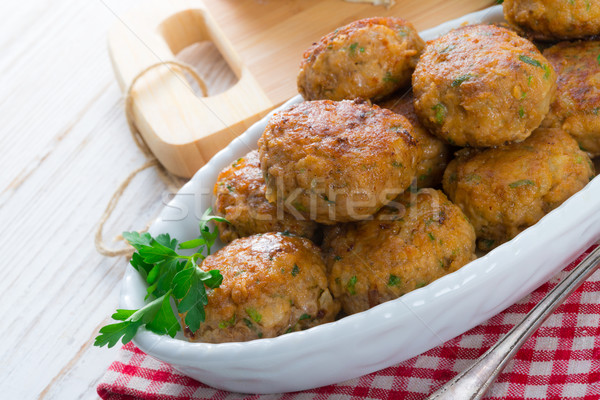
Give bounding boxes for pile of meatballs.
[186,2,599,343]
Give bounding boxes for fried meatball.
[541,41,600,157]
[323,189,476,315]
[258,99,420,224]
[213,150,319,243]
[443,128,594,251]
[185,233,340,343]
[298,17,425,101]
[504,0,600,40]
[378,90,453,188]
[413,24,556,147]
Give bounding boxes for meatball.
[258,99,420,224]
[443,128,595,251]
[213,150,319,243]
[412,24,556,147]
[378,90,453,188]
[541,41,600,157]
[185,233,340,343]
[298,17,425,101]
[323,189,476,315]
[503,0,600,40]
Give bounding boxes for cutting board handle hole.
[176,42,239,97]
[160,10,240,97]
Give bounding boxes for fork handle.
[427,244,600,400]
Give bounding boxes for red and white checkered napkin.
[98,246,600,400]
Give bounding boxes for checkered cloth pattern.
[98,245,600,400]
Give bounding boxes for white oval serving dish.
[121,5,600,394]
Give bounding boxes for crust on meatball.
[412,24,556,147]
[443,128,595,251]
[541,41,600,157]
[504,0,600,40]
[378,90,453,188]
[258,99,421,224]
[213,150,319,243]
[184,233,340,343]
[323,189,476,315]
[298,17,425,101]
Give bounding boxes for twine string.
[94,61,208,257]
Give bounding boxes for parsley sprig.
[94,209,228,348]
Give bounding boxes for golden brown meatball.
[185,233,340,343]
[443,128,594,251]
[298,17,425,101]
[213,150,319,243]
[378,90,453,188]
[504,0,600,40]
[541,41,600,157]
[413,24,556,147]
[323,189,476,315]
[258,99,420,225]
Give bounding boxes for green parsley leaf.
[94,292,172,348]
[95,210,228,348]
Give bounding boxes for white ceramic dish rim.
[121,5,600,394]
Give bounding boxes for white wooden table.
[0,0,164,397]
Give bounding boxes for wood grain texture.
[0,0,494,398]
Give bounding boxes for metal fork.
[428,244,600,400]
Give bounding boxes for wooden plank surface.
[0,0,495,398]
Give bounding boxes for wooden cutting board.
[109,0,495,178]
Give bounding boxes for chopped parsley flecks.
[439,44,456,54]
[293,202,307,212]
[246,308,262,323]
[432,103,447,125]
[519,55,542,68]
[349,42,359,54]
[291,264,300,277]
[451,74,473,87]
[509,179,535,188]
[481,239,496,249]
[466,174,481,183]
[543,64,551,80]
[346,276,358,295]
[218,314,236,329]
[383,72,399,83]
[388,274,401,287]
